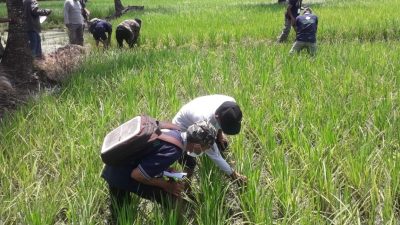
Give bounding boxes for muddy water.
[40,29,70,54]
[0,29,70,55]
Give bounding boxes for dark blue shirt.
[296,13,318,43]
[101,130,183,191]
[287,0,301,19]
[89,20,112,34]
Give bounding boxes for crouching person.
[289,7,318,56]
[88,18,112,49]
[101,121,216,222]
[115,18,141,48]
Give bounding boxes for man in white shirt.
[64,0,85,45]
[172,94,247,184]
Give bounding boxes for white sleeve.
[64,1,69,24]
[205,143,233,175]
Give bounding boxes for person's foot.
[35,55,46,60]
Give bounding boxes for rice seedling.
[1,0,400,224]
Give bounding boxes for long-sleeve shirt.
[172,95,236,175]
[64,0,84,25]
[23,0,50,33]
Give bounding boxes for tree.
[114,0,124,17]
[1,0,32,81]
[111,0,144,19]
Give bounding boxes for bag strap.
[157,133,184,150]
[157,121,181,131]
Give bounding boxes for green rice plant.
[1,0,400,224]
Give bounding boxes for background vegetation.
[1,0,399,224]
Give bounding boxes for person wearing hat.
[101,121,216,219]
[172,94,247,184]
[115,18,141,48]
[88,18,112,49]
[289,7,318,56]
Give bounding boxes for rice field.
[0,0,399,224]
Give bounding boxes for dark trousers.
[28,31,42,58]
[116,26,135,48]
[108,185,183,224]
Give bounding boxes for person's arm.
[206,143,234,175]
[286,4,296,25]
[131,168,184,197]
[206,143,247,184]
[31,0,51,16]
[107,24,112,45]
[64,1,70,25]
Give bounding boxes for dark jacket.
[296,13,318,43]
[23,0,51,33]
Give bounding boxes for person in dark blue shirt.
[88,18,112,49]
[277,0,302,43]
[101,121,216,221]
[289,7,318,56]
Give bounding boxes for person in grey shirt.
[64,0,84,46]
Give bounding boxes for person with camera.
[23,0,52,59]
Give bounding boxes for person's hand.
[167,167,178,172]
[230,171,247,187]
[44,9,52,16]
[163,181,185,198]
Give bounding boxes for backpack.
[101,115,184,166]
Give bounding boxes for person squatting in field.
[101,121,217,218]
[88,18,112,49]
[115,18,141,48]
[22,0,52,59]
[289,7,318,56]
[277,0,302,43]
[172,94,247,185]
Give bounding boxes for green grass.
[1,0,400,224]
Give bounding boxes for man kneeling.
[289,7,319,56]
[101,121,216,218]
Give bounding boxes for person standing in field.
[289,7,318,56]
[101,121,216,220]
[172,94,247,185]
[277,0,302,43]
[64,0,85,46]
[115,18,141,48]
[88,18,112,49]
[22,0,52,59]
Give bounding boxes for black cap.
[215,101,242,135]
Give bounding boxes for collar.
[210,115,221,130]
[180,132,188,151]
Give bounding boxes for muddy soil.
[0,29,70,55]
